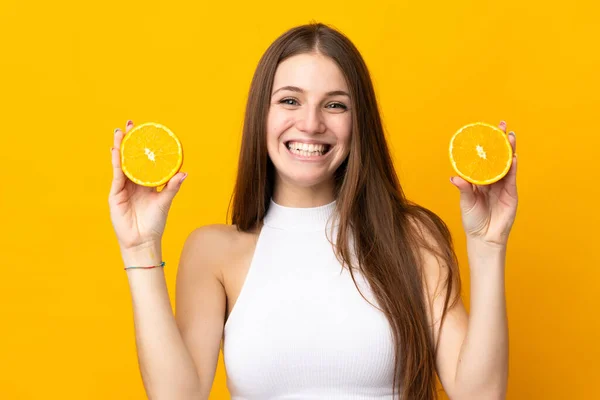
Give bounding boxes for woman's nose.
[296,107,326,134]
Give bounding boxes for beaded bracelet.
[124,261,165,270]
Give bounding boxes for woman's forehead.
[273,53,349,94]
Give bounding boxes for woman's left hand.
[450,120,518,247]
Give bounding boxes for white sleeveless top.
[223,199,397,399]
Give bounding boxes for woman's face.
[266,53,352,191]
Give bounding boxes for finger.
[504,153,518,198]
[450,176,477,210]
[499,120,507,133]
[113,126,123,149]
[110,128,127,196]
[157,172,188,209]
[126,120,134,133]
[476,184,490,195]
[508,130,516,154]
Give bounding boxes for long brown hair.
[230,23,461,399]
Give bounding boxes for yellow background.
[1,0,598,398]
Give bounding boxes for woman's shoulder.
[180,223,259,273]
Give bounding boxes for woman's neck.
[272,177,336,208]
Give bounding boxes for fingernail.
[450,177,455,184]
[500,120,507,126]
[180,173,188,184]
[114,128,121,134]
[509,131,515,137]
[126,120,133,126]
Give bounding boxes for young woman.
[109,23,517,400]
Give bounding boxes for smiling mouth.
[285,141,332,157]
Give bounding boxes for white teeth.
[288,146,326,157]
[287,141,327,153]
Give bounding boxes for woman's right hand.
[109,120,188,254]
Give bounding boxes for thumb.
[158,172,187,207]
[450,176,477,210]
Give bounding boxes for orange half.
[120,122,183,187]
[449,122,513,185]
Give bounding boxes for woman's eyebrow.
[272,86,350,97]
[325,90,350,97]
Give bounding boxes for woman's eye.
[280,98,299,106]
[326,102,348,110]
